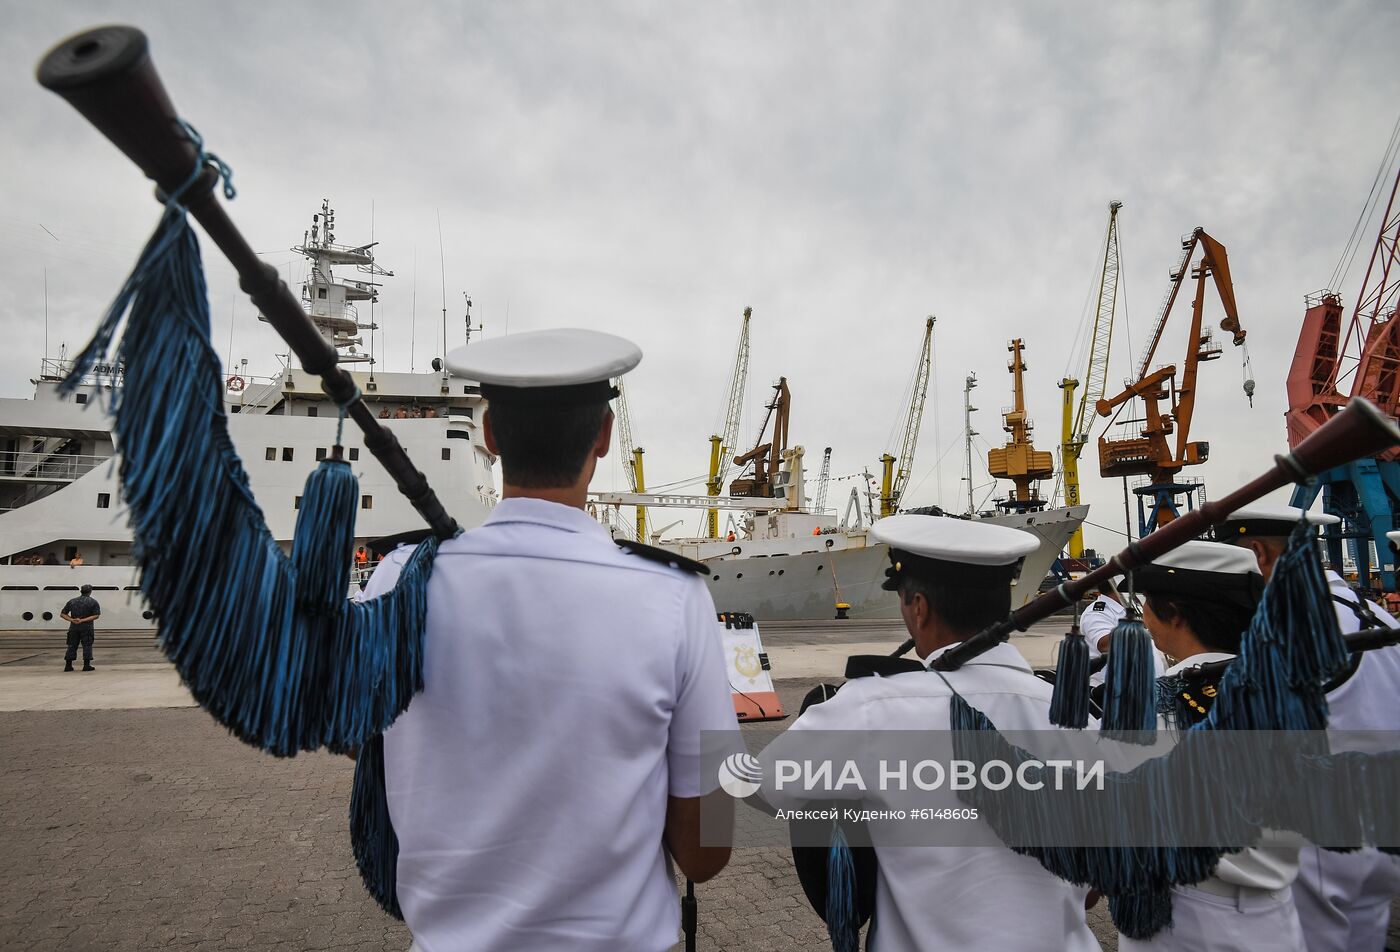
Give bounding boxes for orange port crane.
[729,377,791,500]
[1287,155,1400,591]
[1095,227,1247,534]
[987,338,1055,512]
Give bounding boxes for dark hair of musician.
[899,574,1010,636]
[486,402,612,489]
[1144,593,1251,654]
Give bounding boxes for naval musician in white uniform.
[1216,504,1400,952]
[363,329,738,952]
[1080,587,1167,688]
[759,514,1102,951]
[1125,540,1306,951]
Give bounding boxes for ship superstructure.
[0,204,498,630]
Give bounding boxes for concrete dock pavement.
[0,620,1072,713]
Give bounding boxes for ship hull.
[699,505,1088,622]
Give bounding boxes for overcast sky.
[3,2,1398,550]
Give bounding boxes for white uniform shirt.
[364,498,738,952]
[1291,571,1400,949]
[1081,595,1167,686]
[1321,569,1400,732]
[761,641,1101,952]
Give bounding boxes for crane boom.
[613,378,645,540]
[1096,227,1246,534]
[706,307,752,537]
[1060,201,1123,558]
[814,446,833,512]
[880,317,935,517]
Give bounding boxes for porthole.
[21,611,33,621]
[712,575,720,581]
[42,612,53,621]
[817,564,824,571]
[768,570,775,576]
[142,610,155,620]
[778,569,785,576]
[736,573,744,579]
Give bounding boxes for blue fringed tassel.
[292,458,359,615]
[1049,630,1091,729]
[1109,888,1173,940]
[350,733,402,920]
[1100,618,1157,741]
[825,821,860,952]
[58,182,439,759]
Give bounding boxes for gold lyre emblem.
[734,645,762,680]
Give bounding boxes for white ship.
[594,447,1086,622]
[590,336,1088,622]
[0,202,498,631]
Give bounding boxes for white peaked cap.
[446,328,642,391]
[1222,502,1340,527]
[1151,540,1263,577]
[870,514,1039,566]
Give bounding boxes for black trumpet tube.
[36,25,458,541]
[926,397,1400,670]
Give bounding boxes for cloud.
[2,1,1397,552]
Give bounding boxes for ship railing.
[0,450,110,482]
[37,357,124,387]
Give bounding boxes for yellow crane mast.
[879,316,936,518]
[613,377,646,541]
[706,307,753,538]
[1058,201,1123,558]
[987,338,1054,510]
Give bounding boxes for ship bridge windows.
[447,429,472,441]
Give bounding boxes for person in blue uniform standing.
[363,328,737,952]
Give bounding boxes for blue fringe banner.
[61,194,438,759]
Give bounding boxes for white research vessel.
[0,202,498,631]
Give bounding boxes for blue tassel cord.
[1099,617,1157,741]
[1048,630,1091,729]
[60,156,438,759]
[351,734,402,919]
[824,820,860,952]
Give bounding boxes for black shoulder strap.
[1331,590,1383,629]
[369,527,438,552]
[845,655,927,679]
[614,539,709,575]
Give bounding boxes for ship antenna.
[410,245,418,373]
[368,199,376,383]
[437,211,448,381]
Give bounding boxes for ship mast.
[288,199,393,365]
[962,373,978,515]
